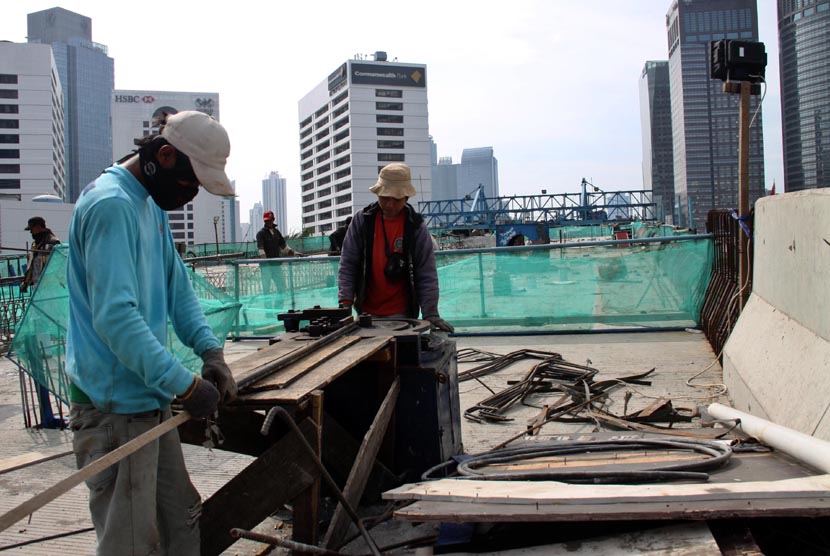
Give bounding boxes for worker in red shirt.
[337,163,453,332]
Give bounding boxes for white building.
[262,171,288,232]
[298,52,431,235]
[0,42,67,203]
[111,89,225,245]
[248,202,264,241]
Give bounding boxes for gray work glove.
[180,376,220,418]
[425,316,455,333]
[201,349,239,403]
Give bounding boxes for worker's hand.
[425,316,455,333]
[179,376,220,418]
[201,349,238,403]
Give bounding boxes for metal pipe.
[707,403,830,474]
[452,326,694,337]
[230,528,343,555]
[264,406,382,556]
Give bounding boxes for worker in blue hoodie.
[66,111,237,556]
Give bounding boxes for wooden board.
[384,474,830,505]
[243,336,361,392]
[240,336,392,404]
[200,418,319,556]
[324,377,400,549]
[0,449,73,475]
[393,496,830,523]
[229,339,308,383]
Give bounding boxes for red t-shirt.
[362,213,409,316]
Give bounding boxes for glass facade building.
[666,0,765,230]
[28,7,114,203]
[639,61,675,223]
[778,0,830,191]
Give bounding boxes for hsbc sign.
[114,95,156,104]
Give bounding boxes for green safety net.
[185,236,333,259]
[220,237,712,336]
[10,244,241,404]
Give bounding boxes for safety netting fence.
[7,235,711,425]
[8,245,240,417]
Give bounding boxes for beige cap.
[369,162,416,199]
[161,111,235,197]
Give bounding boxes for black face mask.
[138,140,200,211]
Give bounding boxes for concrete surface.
[0,329,724,554]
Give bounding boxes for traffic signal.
[710,39,766,83]
[710,40,728,81]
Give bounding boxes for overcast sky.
[1,0,781,233]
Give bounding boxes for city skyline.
[0,1,784,233]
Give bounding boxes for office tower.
[0,42,66,203]
[778,0,830,191]
[27,7,113,203]
[262,171,288,232]
[666,0,765,230]
[298,52,431,235]
[111,89,224,245]
[639,61,675,223]
[459,147,499,199]
[250,202,264,237]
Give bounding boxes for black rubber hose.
[448,438,732,484]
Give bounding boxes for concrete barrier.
[723,189,830,441]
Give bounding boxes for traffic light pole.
[737,80,751,309]
[722,80,753,311]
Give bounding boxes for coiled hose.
[422,438,732,484]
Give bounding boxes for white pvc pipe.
[708,403,830,474]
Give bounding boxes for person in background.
[20,216,60,294]
[256,210,296,302]
[328,216,352,255]
[66,111,238,556]
[337,163,453,332]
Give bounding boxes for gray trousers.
[70,403,201,556]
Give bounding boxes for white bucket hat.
[161,111,235,197]
[370,163,417,199]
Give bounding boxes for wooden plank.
[323,377,400,549]
[383,474,830,505]
[241,336,392,404]
[229,340,307,382]
[244,336,361,392]
[200,418,319,556]
[373,523,721,555]
[292,392,324,548]
[0,411,191,534]
[321,413,399,497]
[393,496,830,523]
[0,449,73,475]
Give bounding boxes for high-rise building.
[262,171,288,232]
[459,147,499,200]
[249,202,264,239]
[778,0,830,191]
[27,7,113,203]
[639,60,675,223]
[110,89,224,245]
[0,42,66,203]
[298,53,431,235]
[666,0,765,230]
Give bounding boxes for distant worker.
[20,216,60,294]
[66,111,238,556]
[338,163,453,332]
[256,210,295,258]
[328,216,352,255]
[256,210,296,301]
